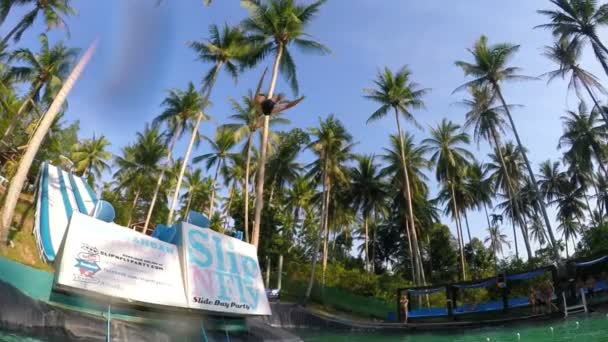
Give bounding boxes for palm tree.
[542,37,608,124]
[558,101,608,176]
[381,133,430,280]
[363,65,429,285]
[485,224,510,260]
[349,154,387,271]
[113,125,166,228]
[537,0,608,77]
[224,90,289,241]
[193,127,238,216]
[423,119,474,279]
[538,160,568,202]
[0,0,76,45]
[0,40,96,244]
[181,169,205,217]
[558,219,580,258]
[305,115,353,299]
[71,135,111,184]
[2,33,79,143]
[487,143,530,259]
[144,83,201,230]
[455,35,559,260]
[266,130,307,204]
[242,0,330,248]
[464,162,494,233]
[166,23,252,224]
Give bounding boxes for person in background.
[585,275,597,298]
[540,280,558,313]
[399,294,409,323]
[575,277,585,297]
[529,286,539,314]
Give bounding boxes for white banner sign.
[179,222,271,315]
[55,212,187,308]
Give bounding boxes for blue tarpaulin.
[453,279,496,289]
[575,255,608,268]
[507,269,546,281]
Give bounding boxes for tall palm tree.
[181,168,205,217]
[537,0,608,77]
[71,135,111,185]
[364,65,429,285]
[224,90,289,241]
[423,119,474,279]
[2,33,78,143]
[113,125,166,228]
[485,224,510,260]
[455,35,559,260]
[464,162,494,232]
[242,0,330,248]
[487,143,531,259]
[266,130,307,203]
[0,0,76,45]
[349,154,387,271]
[305,115,353,298]
[166,23,252,224]
[542,37,608,124]
[0,40,96,244]
[459,84,527,248]
[538,159,569,203]
[193,127,238,216]
[380,133,430,279]
[144,83,201,230]
[558,101,608,176]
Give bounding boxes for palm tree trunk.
[511,220,520,259]
[305,161,327,302]
[243,133,252,242]
[450,181,467,280]
[185,191,194,219]
[304,220,321,303]
[276,254,283,291]
[371,210,377,274]
[223,186,234,231]
[394,109,422,285]
[579,68,608,131]
[127,188,141,228]
[167,62,223,224]
[363,214,369,272]
[493,84,559,260]
[483,202,492,230]
[583,193,594,221]
[404,218,416,281]
[144,130,179,230]
[0,40,97,244]
[167,115,200,224]
[208,159,222,216]
[491,127,527,259]
[1,83,42,144]
[322,177,331,288]
[252,43,283,248]
[520,214,533,260]
[463,210,472,243]
[590,38,608,79]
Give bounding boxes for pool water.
[297,313,608,341]
[0,331,45,342]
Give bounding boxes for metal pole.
[106,304,111,342]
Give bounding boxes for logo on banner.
[73,243,101,283]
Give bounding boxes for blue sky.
[4,1,606,258]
